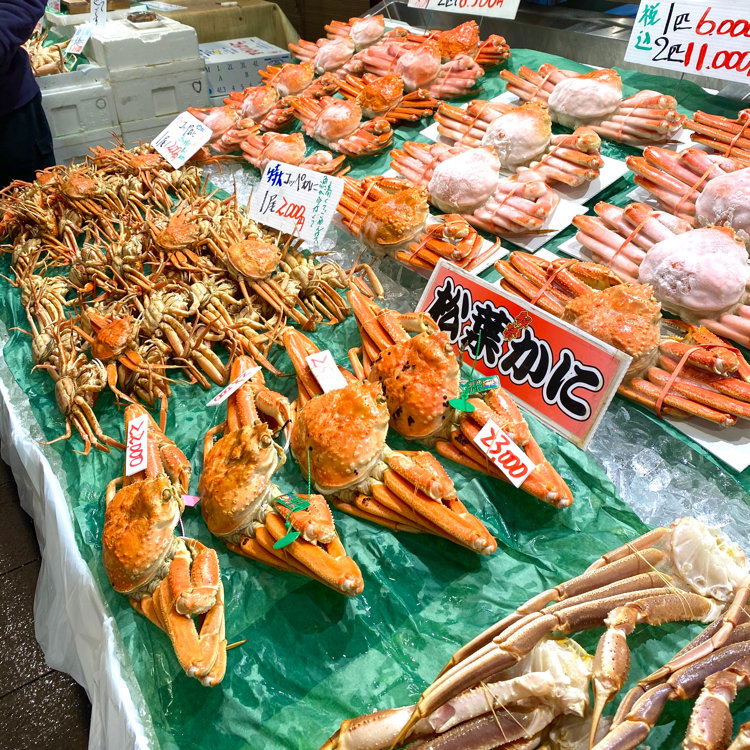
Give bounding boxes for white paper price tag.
[207,366,261,406]
[407,0,520,20]
[47,0,62,12]
[305,350,348,393]
[125,413,149,476]
[473,419,536,488]
[90,0,106,26]
[65,24,93,55]
[249,161,344,243]
[152,112,213,170]
[625,0,750,84]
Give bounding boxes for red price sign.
[473,419,536,487]
[407,0,519,19]
[416,261,631,448]
[625,0,750,84]
[125,412,149,476]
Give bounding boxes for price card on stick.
[625,0,750,84]
[305,350,348,393]
[248,161,345,243]
[207,366,261,406]
[416,261,632,448]
[125,412,149,476]
[473,419,536,487]
[407,0,520,20]
[90,0,107,26]
[152,112,213,170]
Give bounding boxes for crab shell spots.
[438,21,479,59]
[350,15,385,49]
[226,238,283,281]
[547,69,622,127]
[241,85,278,120]
[428,147,500,213]
[260,132,307,167]
[102,475,180,594]
[314,38,355,73]
[360,186,429,250]
[314,99,362,142]
[563,284,661,376]
[369,331,460,439]
[695,167,750,244]
[199,424,280,537]
[357,74,404,118]
[396,43,442,91]
[290,381,389,492]
[92,316,136,360]
[274,62,315,96]
[481,103,552,170]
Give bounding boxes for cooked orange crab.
[199,356,363,595]
[102,404,226,687]
[346,289,573,508]
[284,328,497,554]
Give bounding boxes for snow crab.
[627,146,750,242]
[291,97,393,157]
[336,73,438,125]
[222,84,296,132]
[187,105,258,153]
[283,328,497,555]
[495,251,750,425]
[199,356,363,595]
[102,404,227,686]
[684,108,750,164]
[336,175,497,272]
[358,39,485,99]
[571,201,750,346]
[287,36,365,77]
[240,131,347,175]
[323,14,388,50]
[258,61,340,98]
[390,141,560,235]
[345,288,573,507]
[500,66,683,146]
[435,99,604,186]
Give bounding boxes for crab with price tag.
[199,356,364,595]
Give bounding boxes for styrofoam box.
[120,114,175,148]
[53,125,123,165]
[89,19,199,72]
[109,57,209,123]
[44,7,133,38]
[40,66,117,138]
[199,37,290,97]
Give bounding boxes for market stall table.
[2,42,749,750]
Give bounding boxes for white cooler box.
[121,114,177,148]
[53,126,123,165]
[89,18,200,72]
[199,37,290,97]
[39,64,117,138]
[110,57,209,124]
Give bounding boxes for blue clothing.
[0,0,48,117]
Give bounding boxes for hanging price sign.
[248,161,344,243]
[152,111,213,169]
[407,0,520,20]
[416,261,631,448]
[125,412,149,476]
[625,0,750,84]
[65,24,93,55]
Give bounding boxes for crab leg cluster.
[500,65,683,146]
[102,405,227,686]
[239,131,347,175]
[283,327,497,555]
[496,251,750,425]
[685,109,750,164]
[404,21,510,69]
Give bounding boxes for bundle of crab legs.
[323,515,750,750]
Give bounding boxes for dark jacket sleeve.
[0,0,48,72]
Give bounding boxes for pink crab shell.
[428,147,500,213]
[695,167,750,244]
[547,70,622,128]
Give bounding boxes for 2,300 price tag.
[248,161,344,244]
[305,350,348,393]
[125,412,149,476]
[473,419,536,488]
[625,0,750,84]
[407,0,520,20]
[152,111,213,169]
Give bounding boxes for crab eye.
[161,487,173,503]
[260,434,273,449]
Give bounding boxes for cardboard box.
[199,37,290,98]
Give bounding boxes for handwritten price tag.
[473,419,536,488]
[152,112,213,170]
[90,0,107,26]
[47,0,62,12]
[625,0,750,84]
[125,412,149,476]
[248,161,344,243]
[305,350,348,393]
[407,0,520,20]
[65,24,93,55]
[207,366,261,406]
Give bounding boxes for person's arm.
[0,0,48,70]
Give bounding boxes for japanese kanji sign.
[152,112,213,170]
[248,162,344,243]
[91,0,107,26]
[65,24,93,55]
[625,0,750,84]
[407,0,520,20]
[416,262,632,448]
